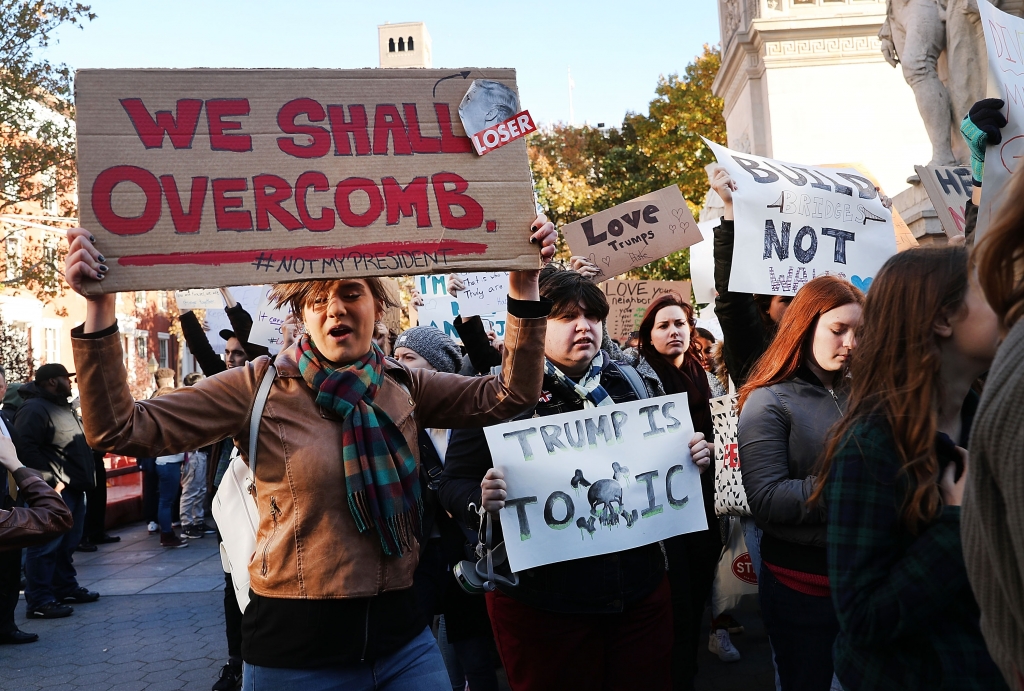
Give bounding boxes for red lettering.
[372,104,412,156]
[431,173,483,230]
[277,98,331,159]
[435,104,474,154]
[382,176,431,227]
[206,99,252,152]
[91,166,162,236]
[160,175,207,234]
[327,104,371,156]
[403,104,441,154]
[335,178,384,227]
[120,98,203,149]
[295,171,336,232]
[212,178,252,231]
[253,174,302,231]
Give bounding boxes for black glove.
[968,98,1007,145]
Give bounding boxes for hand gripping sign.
[74,68,539,294]
[484,393,707,572]
[705,140,896,296]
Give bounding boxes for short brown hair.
[538,266,609,321]
[268,279,399,320]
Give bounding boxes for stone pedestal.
[892,179,949,246]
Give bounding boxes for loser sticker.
[469,110,536,156]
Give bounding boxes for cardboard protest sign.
[412,274,506,341]
[247,286,291,350]
[455,271,508,317]
[978,0,1024,238]
[601,280,692,343]
[173,289,221,310]
[891,207,919,252]
[689,219,721,307]
[485,393,707,572]
[75,68,539,295]
[562,185,702,281]
[914,164,974,237]
[707,141,895,296]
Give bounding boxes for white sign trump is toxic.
[706,141,895,296]
[484,393,707,573]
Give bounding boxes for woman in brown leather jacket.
[63,217,556,691]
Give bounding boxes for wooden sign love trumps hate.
[74,68,540,294]
[561,185,702,282]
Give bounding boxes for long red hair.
[737,276,864,411]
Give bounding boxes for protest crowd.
[1,46,1023,691]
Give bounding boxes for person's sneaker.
[60,587,100,604]
[26,602,73,619]
[182,525,204,539]
[212,662,243,691]
[711,613,745,635]
[197,521,217,535]
[147,521,159,533]
[75,540,98,553]
[171,521,181,528]
[708,628,741,662]
[160,532,189,548]
[0,629,39,644]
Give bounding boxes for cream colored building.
[712,0,931,198]
[378,22,432,69]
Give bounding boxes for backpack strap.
[248,364,277,476]
[612,361,649,400]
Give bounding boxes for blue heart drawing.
[851,275,873,292]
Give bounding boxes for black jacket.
[737,367,846,574]
[14,383,95,491]
[438,354,665,614]
[713,219,772,387]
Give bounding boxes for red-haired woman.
[737,275,863,691]
[628,292,724,687]
[814,247,1006,690]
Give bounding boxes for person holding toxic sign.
[62,214,556,691]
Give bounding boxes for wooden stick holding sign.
[74,68,539,294]
[561,185,702,281]
[484,393,707,573]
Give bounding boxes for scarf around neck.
[296,336,421,557]
[544,351,614,408]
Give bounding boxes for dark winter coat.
[14,382,95,490]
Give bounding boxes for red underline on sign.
[117,240,489,267]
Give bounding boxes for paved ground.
[1,522,775,690]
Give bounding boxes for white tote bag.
[212,365,276,613]
[712,392,752,517]
[711,516,759,617]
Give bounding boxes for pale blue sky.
[41,0,721,127]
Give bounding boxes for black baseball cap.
[219,329,236,342]
[35,363,75,382]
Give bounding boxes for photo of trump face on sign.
[459,79,519,136]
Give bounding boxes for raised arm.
[179,311,227,377]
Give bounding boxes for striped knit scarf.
[296,336,421,557]
[543,351,614,408]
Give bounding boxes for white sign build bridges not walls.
[484,393,708,573]
[706,140,896,296]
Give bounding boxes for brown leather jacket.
[0,467,74,550]
[72,313,545,599]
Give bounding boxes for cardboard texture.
[914,164,974,237]
[601,279,692,343]
[561,185,702,281]
[708,141,896,296]
[891,207,919,252]
[75,68,539,294]
[978,0,1023,239]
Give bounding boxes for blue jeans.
[24,488,86,609]
[242,627,449,691]
[156,462,182,533]
[758,563,839,691]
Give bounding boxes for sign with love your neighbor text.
[485,393,707,572]
[74,69,539,295]
[562,185,702,281]
[601,279,692,343]
[706,141,896,296]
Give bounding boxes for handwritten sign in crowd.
[484,393,707,572]
[413,274,506,342]
[75,68,539,294]
[706,141,896,296]
[601,279,692,343]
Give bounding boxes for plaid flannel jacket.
[825,416,1007,691]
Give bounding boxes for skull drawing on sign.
[570,465,639,538]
